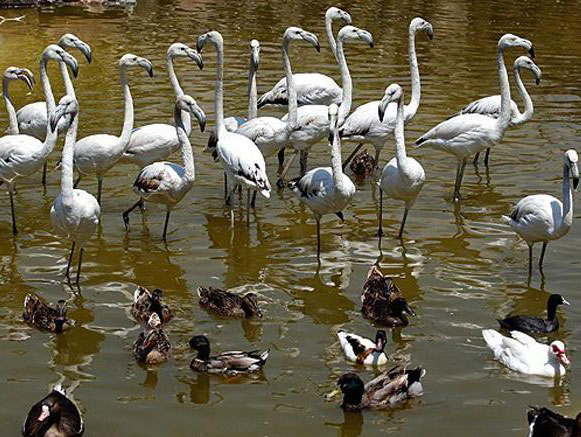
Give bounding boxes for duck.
[22,294,73,333]
[348,149,376,177]
[326,366,425,411]
[527,406,581,437]
[131,286,173,325]
[337,329,388,366]
[482,329,569,377]
[22,384,84,437]
[188,334,269,376]
[361,265,416,327]
[498,294,569,335]
[133,313,172,365]
[197,286,262,319]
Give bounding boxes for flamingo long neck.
[247,55,257,120]
[496,46,512,129]
[214,40,226,137]
[512,65,533,125]
[405,26,421,120]
[118,67,134,147]
[336,37,352,126]
[174,105,195,182]
[282,39,297,131]
[3,78,18,134]
[559,162,573,232]
[59,62,75,99]
[394,93,408,166]
[167,54,191,135]
[330,124,346,194]
[40,55,56,117]
[325,14,338,61]
[60,113,78,206]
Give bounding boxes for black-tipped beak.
[427,28,434,40]
[529,47,535,59]
[199,117,206,133]
[315,42,321,52]
[406,305,417,317]
[147,66,154,78]
[196,36,205,53]
[378,105,385,122]
[65,56,79,78]
[192,105,207,132]
[188,50,204,70]
[574,177,579,190]
[536,77,541,85]
[18,69,35,92]
[79,43,92,63]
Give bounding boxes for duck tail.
[259,349,270,363]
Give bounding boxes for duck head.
[54,300,68,333]
[392,298,417,317]
[375,330,387,351]
[549,341,570,366]
[326,373,365,409]
[242,293,263,318]
[189,335,211,360]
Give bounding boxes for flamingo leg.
[223,172,227,201]
[473,152,480,165]
[246,189,250,226]
[123,198,144,230]
[250,191,257,208]
[277,148,285,175]
[97,177,103,206]
[484,148,491,166]
[539,242,548,270]
[377,187,383,238]
[8,187,17,235]
[316,218,321,258]
[75,247,84,286]
[528,244,533,275]
[162,209,171,241]
[64,241,76,281]
[398,208,409,240]
[299,150,308,176]
[342,143,363,171]
[453,158,467,202]
[276,149,298,189]
[41,161,48,187]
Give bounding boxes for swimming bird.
[49,95,100,285]
[498,294,569,335]
[197,31,270,224]
[73,54,153,205]
[131,286,173,325]
[197,286,263,318]
[415,34,535,201]
[0,46,77,235]
[340,17,433,171]
[361,265,416,327]
[188,334,269,376]
[120,43,204,167]
[257,6,351,108]
[337,329,388,366]
[503,149,579,273]
[22,385,84,437]
[122,94,206,241]
[326,366,425,411]
[3,66,34,134]
[481,329,569,377]
[133,313,171,365]
[377,83,425,239]
[22,294,72,333]
[527,406,581,437]
[457,56,542,165]
[288,103,356,257]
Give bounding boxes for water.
[1,0,581,435]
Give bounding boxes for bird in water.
[133,313,172,365]
[337,329,389,366]
[22,294,73,333]
[497,294,569,335]
[131,286,173,325]
[197,286,262,319]
[348,149,376,177]
[527,406,581,437]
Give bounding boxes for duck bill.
[325,388,342,400]
[562,298,571,306]
[559,353,570,366]
[405,304,417,317]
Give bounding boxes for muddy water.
[1,0,581,435]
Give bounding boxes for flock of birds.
[2,6,579,436]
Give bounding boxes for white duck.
[482,329,569,378]
[377,84,425,239]
[122,95,206,241]
[337,329,389,366]
[289,104,355,257]
[3,67,35,134]
[503,149,579,273]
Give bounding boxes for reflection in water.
[326,410,364,437]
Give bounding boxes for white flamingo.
[16,34,90,186]
[236,27,320,206]
[503,149,579,273]
[3,67,34,134]
[414,34,535,201]
[289,104,355,257]
[257,6,351,108]
[457,56,542,165]
[197,30,271,225]
[0,45,77,235]
[120,43,203,167]
[49,95,100,285]
[278,25,374,185]
[377,84,425,239]
[73,54,153,205]
[340,17,433,169]
[122,95,206,241]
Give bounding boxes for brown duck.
[133,313,172,365]
[131,286,173,325]
[23,294,72,333]
[197,286,262,318]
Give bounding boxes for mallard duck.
[361,266,416,327]
[22,384,84,437]
[337,329,389,366]
[528,406,581,436]
[188,335,269,376]
[498,294,569,335]
[133,313,172,365]
[131,286,173,325]
[197,286,262,318]
[22,294,73,333]
[326,366,425,411]
[349,149,376,176]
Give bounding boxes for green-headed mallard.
[131,286,173,325]
[189,335,269,376]
[133,313,171,365]
[23,294,73,333]
[197,286,262,319]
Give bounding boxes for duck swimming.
[498,294,569,335]
[131,286,173,325]
[23,294,72,333]
[527,406,581,437]
[337,329,389,366]
[133,313,172,365]
[197,286,263,318]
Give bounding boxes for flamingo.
[120,43,203,167]
[122,95,206,241]
[257,6,351,108]
[3,67,34,134]
[73,54,153,205]
[414,34,535,201]
[456,56,542,165]
[340,17,433,170]
[289,103,355,257]
[377,84,425,239]
[503,149,579,273]
[278,25,374,186]
[196,30,271,224]
[0,45,78,235]
[49,95,100,285]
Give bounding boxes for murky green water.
[1,0,581,435]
